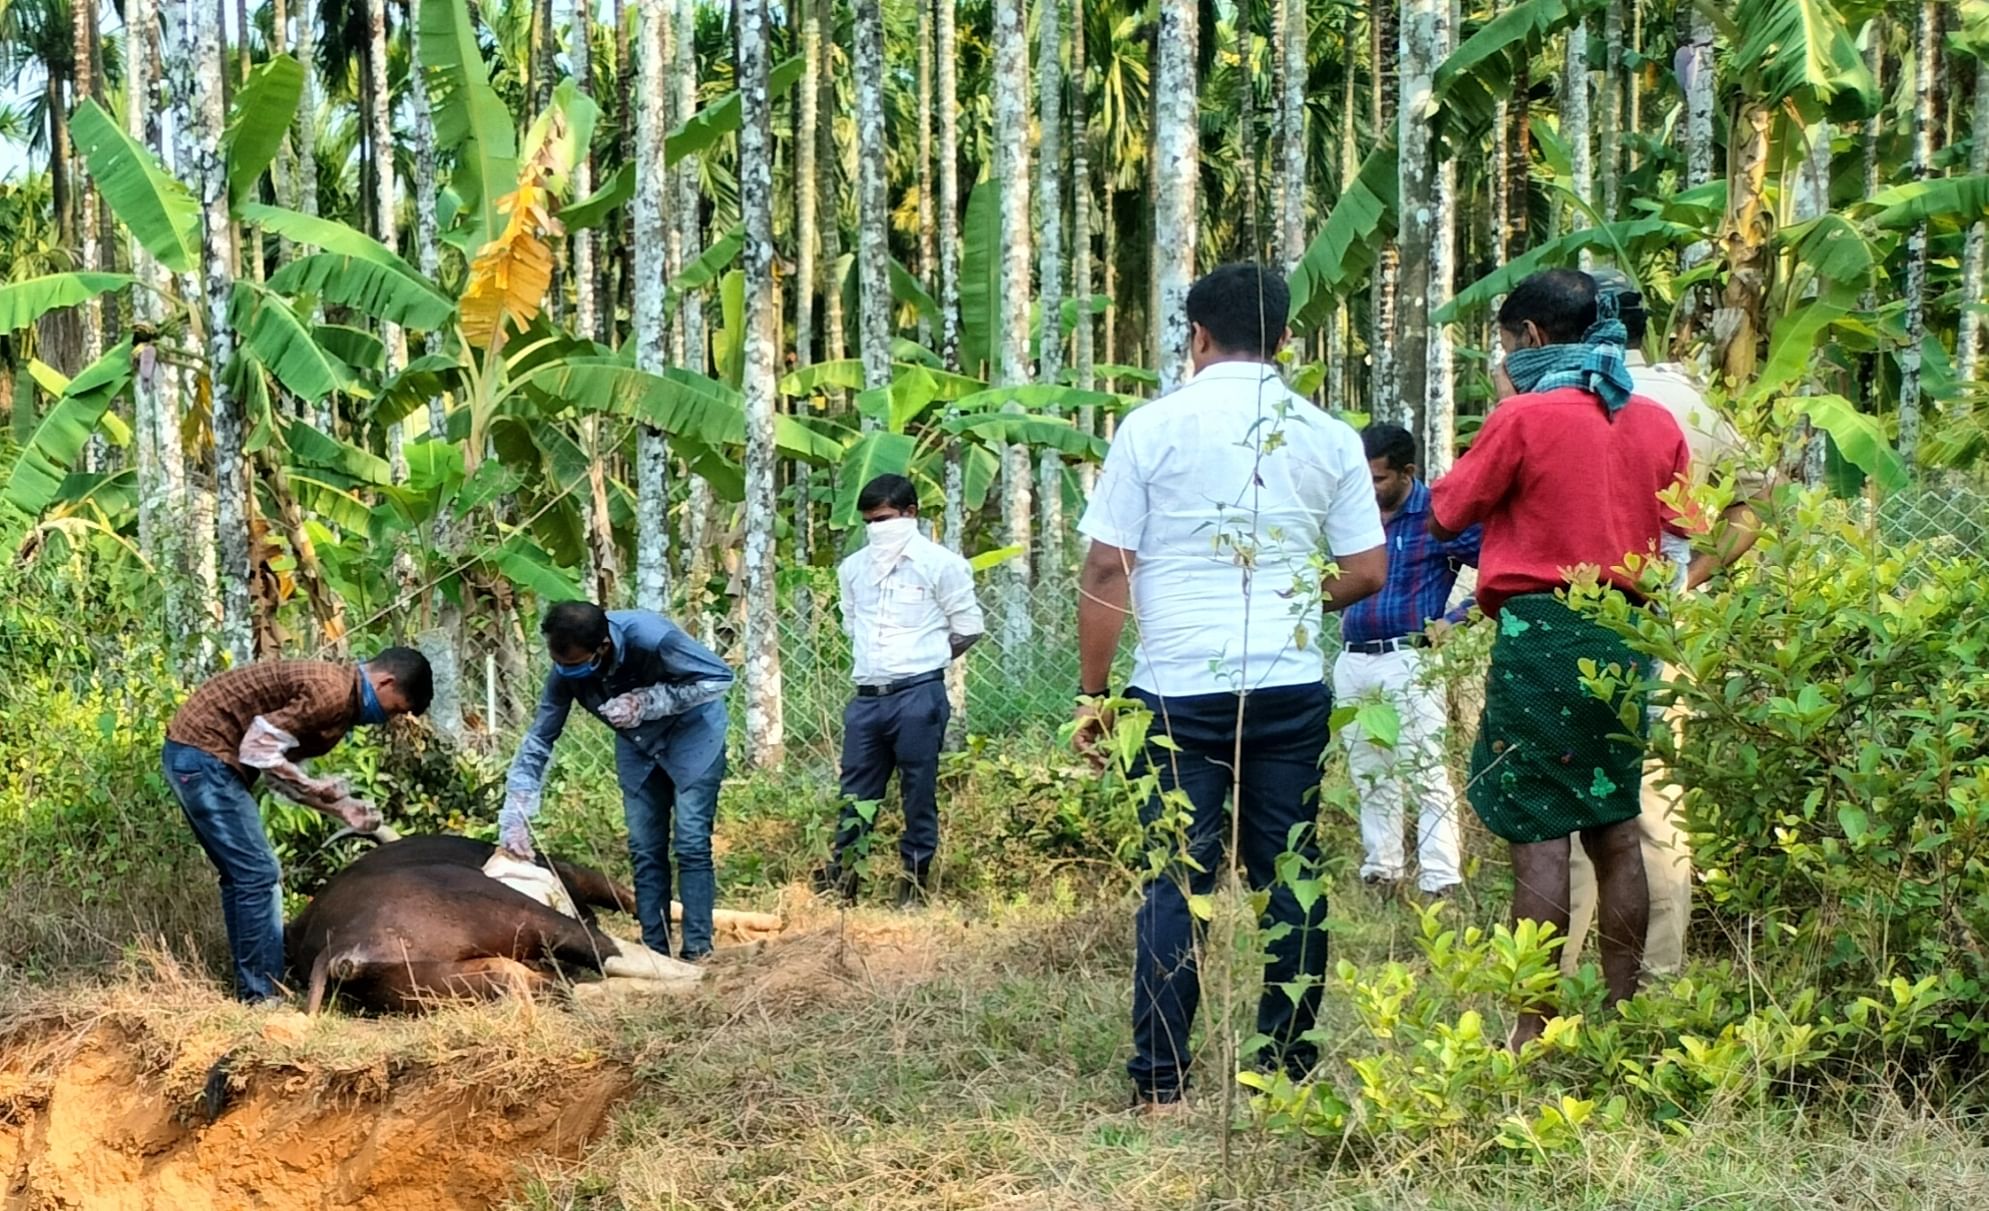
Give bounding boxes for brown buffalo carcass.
[286,834,702,1014]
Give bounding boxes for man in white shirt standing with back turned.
[813,474,984,907]
[1072,264,1388,1111]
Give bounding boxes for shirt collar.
[1189,360,1284,385]
[607,614,628,669]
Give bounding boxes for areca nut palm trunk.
[411,0,441,361]
[678,0,720,611]
[1675,3,1716,352]
[1396,0,1438,439]
[367,0,407,480]
[1561,21,1590,254]
[738,0,786,767]
[818,6,848,364]
[1035,0,1065,584]
[130,0,185,571]
[1424,0,1456,477]
[1071,0,1096,493]
[1959,52,1989,385]
[74,0,102,370]
[936,0,963,380]
[796,0,822,367]
[1332,56,1356,402]
[1794,117,1834,484]
[1900,0,1937,465]
[1598,0,1622,222]
[1150,0,1196,391]
[1370,2,1399,421]
[293,0,320,217]
[992,0,1034,653]
[854,0,893,400]
[183,0,253,663]
[1273,0,1305,273]
[916,0,937,344]
[673,0,704,371]
[634,0,672,612]
[936,0,968,742]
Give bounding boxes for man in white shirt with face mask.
[813,473,985,906]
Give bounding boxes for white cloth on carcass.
[482,849,581,919]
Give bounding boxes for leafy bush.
[1587,490,1989,1054]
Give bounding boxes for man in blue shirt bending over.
[1333,423,1481,900]
[497,601,735,960]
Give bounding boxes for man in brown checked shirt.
[162,649,433,1002]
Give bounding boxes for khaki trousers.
[1563,671,1691,976]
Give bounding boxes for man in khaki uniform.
[1563,270,1771,977]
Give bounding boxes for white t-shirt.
[837,532,985,685]
[1077,360,1385,697]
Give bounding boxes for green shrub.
[1587,489,1989,1056]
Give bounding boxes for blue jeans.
[162,741,286,1002]
[1126,682,1333,1101]
[623,749,726,958]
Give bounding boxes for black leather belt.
[1343,634,1431,655]
[856,669,947,698]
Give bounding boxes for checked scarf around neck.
[1503,294,1636,416]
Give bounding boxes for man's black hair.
[1587,266,1648,346]
[1361,422,1418,472]
[542,600,611,655]
[1497,268,1597,344]
[368,646,434,716]
[1185,263,1290,357]
[857,473,918,514]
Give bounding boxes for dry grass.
[7,884,1989,1210]
[505,894,1989,1211]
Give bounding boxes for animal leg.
[547,856,638,916]
[599,940,704,985]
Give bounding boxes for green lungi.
[1467,593,1651,845]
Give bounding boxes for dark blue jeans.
[162,741,286,1002]
[1126,682,1332,1101]
[833,678,951,876]
[624,748,726,958]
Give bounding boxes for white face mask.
[865,515,918,581]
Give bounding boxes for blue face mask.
[356,664,389,726]
[552,653,600,680]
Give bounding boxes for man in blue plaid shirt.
[1332,423,1481,899]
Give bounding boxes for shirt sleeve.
[935,552,985,637]
[1431,407,1523,533]
[1441,523,1484,567]
[1076,421,1147,552]
[1323,430,1386,556]
[505,675,574,802]
[837,557,857,641]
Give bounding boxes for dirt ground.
[0,901,944,1210]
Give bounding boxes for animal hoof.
[602,944,705,984]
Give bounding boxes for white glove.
[497,789,537,859]
[599,692,644,729]
[331,797,382,833]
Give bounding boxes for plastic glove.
[330,797,382,833]
[599,692,644,729]
[497,790,537,859]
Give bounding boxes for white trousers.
[1332,647,1463,892]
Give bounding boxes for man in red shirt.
[1430,268,1690,1046]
